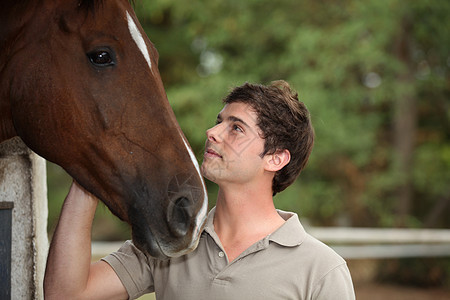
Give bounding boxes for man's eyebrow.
[228,116,250,128]
[216,114,250,128]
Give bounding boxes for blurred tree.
[132,0,449,228]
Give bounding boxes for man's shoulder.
[270,210,347,272]
[299,234,355,299]
[302,232,346,264]
[265,225,354,298]
[275,210,345,262]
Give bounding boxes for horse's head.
[0,0,207,258]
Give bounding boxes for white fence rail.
[309,227,450,259]
[92,227,450,260]
[331,244,450,259]
[308,227,450,244]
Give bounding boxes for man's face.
[201,102,266,185]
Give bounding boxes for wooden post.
[0,137,48,300]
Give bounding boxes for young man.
[44,81,355,299]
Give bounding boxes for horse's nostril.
[168,196,191,237]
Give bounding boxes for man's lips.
[205,148,222,158]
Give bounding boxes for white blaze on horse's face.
[126,11,152,72]
[126,10,208,251]
[181,136,208,250]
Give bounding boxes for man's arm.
[44,182,128,300]
[312,263,355,300]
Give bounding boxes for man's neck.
[212,184,285,262]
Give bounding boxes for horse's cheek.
[9,69,62,161]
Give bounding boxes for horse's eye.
[87,50,115,67]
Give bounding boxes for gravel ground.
[355,283,450,300]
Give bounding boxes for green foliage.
[46,162,72,234]
[134,0,450,228]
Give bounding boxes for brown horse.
[0,0,207,259]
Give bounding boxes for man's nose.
[206,124,222,143]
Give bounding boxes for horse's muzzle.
[166,196,193,237]
[128,172,206,259]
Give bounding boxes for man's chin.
[202,172,217,183]
[200,166,218,183]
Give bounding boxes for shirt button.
[218,251,225,258]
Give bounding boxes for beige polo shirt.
[103,208,355,300]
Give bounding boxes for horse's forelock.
[78,0,103,12]
[78,0,135,13]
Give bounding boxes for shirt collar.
[269,210,305,247]
[203,207,306,248]
[203,207,216,236]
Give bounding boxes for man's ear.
[265,149,291,172]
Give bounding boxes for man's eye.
[232,124,243,132]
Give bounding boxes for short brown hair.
[223,80,314,195]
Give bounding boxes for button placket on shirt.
[211,244,231,285]
[212,238,270,283]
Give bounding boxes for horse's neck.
[0,0,48,69]
[0,1,41,143]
